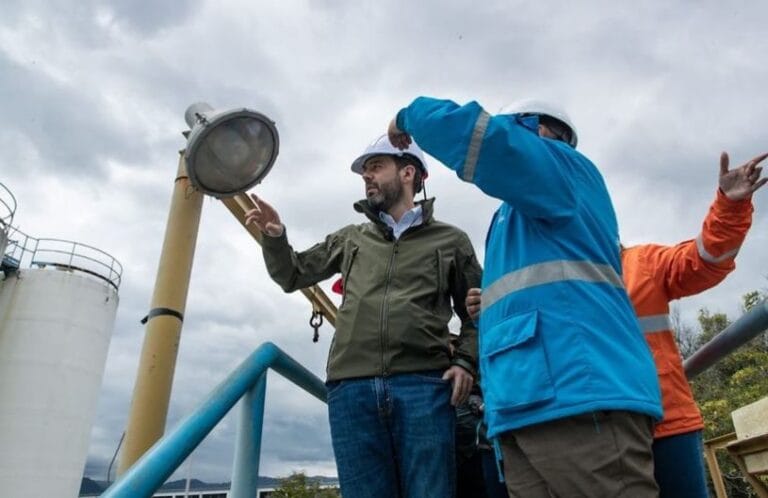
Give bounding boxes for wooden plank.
[732,397,768,475]
[704,433,737,498]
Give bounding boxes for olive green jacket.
[261,198,482,381]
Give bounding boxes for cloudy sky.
[2,0,767,485]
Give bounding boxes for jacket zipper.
[341,246,359,306]
[380,240,398,376]
[434,249,445,310]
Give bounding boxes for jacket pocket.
[480,310,555,410]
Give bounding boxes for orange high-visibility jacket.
[622,190,753,438]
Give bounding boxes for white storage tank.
[0,233,121,497]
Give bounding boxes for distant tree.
[271,472,340,498]
[687,291,768,497]
[671,304,699,359]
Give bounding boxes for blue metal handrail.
[101,342,327,498]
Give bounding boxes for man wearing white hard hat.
[388,98,662,497]
[246,134,482,498]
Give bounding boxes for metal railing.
[100,342,327,498]
[97,298,768,497]
[684,298,768,379]
[3,225,122,290]
[0,182,16,228]
[0,182,17,257]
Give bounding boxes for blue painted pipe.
[230,373,267,498]
[684,299,768,379]
[101,342,326,498]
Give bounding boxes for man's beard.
[366,177,404,212]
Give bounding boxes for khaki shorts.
[500,410,658,498]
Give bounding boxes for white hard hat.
[351,134,428,177]
[498,99,578,148]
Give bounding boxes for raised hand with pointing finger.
[719,151,768,201]
[244,193,284,237]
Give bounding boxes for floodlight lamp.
[183,102,279,197]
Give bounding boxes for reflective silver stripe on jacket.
[695,234,740,264]
[637,314,672,334]
[482,260,625,311]
[462,110,491,182]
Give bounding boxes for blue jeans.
[653,430,709,498]
[326,371,456,498]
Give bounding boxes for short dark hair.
[538,115,573,146]
[393,154,424,193]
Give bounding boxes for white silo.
[0,185,121,498]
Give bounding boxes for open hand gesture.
[719,151,768,201]
[244,193,284,237]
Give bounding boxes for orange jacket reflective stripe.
[622,189,752,438]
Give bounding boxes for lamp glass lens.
[193,116,276,193]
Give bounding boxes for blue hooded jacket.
[396,97,662,438]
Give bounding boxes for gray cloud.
[0,55,146,180]
[102,1,203,35]
[2,0,767,487]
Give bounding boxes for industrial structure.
[0,181,122,498]
[2,99,766,497]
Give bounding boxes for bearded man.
[246,134,482,498]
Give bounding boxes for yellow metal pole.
[118,153,204,475]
